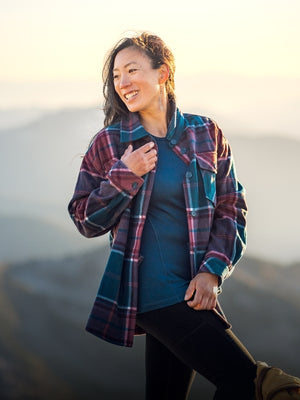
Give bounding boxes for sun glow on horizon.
[1,0,299,117]
[1,0,300,80]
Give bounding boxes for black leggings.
[136,302,256,400]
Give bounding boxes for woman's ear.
[159,64,169,84]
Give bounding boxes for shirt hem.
[137,293,188,314]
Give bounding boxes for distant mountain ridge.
[1,107,300,263]
[0,215,101,263]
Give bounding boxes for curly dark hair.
[102,32,176,127]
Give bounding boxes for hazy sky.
[2,0,300,79]
[1,0,299,138]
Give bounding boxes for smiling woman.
[102,33,176,128]
[68,31,257,400]
[113,48,170,136]
[113,51,161,110]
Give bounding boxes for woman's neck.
[139,98,170,138]
[140,112,167,138]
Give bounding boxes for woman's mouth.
[124,90,138,101]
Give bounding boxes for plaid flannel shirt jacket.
[68,107,247,347]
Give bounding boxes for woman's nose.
[119,74,131,88]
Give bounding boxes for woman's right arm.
[68,137,145,238]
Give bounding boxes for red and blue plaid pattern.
[68,107,247,347]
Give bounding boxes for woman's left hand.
[184,272,219,310]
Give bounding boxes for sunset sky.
[1,0,300,262]
[1,0,299,138]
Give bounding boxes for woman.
[68,32,257,399]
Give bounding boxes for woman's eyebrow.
[113,62,139,71]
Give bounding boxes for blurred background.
[0,0,299,399]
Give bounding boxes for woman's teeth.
[125,91,138,100]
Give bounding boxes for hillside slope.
[0,249,299,400]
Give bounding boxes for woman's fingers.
[124,144,133,155]
[185,273,219,310]
[191,293,217,311]
[184,281,196,302]
[188,292,217,310]
[139,142,155,153]
[121,142,157,176]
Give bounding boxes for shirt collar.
[120,104,187,144]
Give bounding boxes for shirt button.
[191,211,197,217]
[185,171,192,178]
[132,182,138,189]
[170,139,176,145]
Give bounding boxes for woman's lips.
[124,90,138,101]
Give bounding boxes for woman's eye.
[129,68,137,73]
[113,74,119,80]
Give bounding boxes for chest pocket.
[196,152,217,206]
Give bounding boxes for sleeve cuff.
[198,257,231,286]
[108,160,144,195]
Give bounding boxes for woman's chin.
[125,103,140,113]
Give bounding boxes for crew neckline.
[150,134,168,141]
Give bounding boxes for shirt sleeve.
[198,126,247,284]
[68,135,144,238]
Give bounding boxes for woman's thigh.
[137,301,256,399]
[145,333,196,400]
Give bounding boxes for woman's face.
[113,46,163,115]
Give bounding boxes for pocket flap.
[196,152,217,173]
